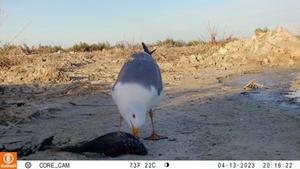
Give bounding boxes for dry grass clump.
[0,44,66,68]
[218,36,238,47]
[207,22,217,45]
[113,41,140,59]
[32,45,64,54]
[0,44,23,68]
[0,44,25,55]
[33,66,69,82]
[0,43,64,55]
[0,54,21,68]
[114,42,126,49]
[114,41,139,50]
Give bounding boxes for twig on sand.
[243,79,270,90]
[3,119,23,131]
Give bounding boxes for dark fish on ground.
[60,132,148,157]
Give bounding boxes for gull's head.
[123,105,146,137]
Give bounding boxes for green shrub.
[114,42,126,49]
[69,42,90,52]
[89,42,110,51]
[68,42,110,52]
[34,44,64,54]
[155,38,186,47]
[186,40,205,46]
[255,27,269,35]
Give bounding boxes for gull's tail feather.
[142,42,156,55]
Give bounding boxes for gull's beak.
[132,127,140,137]
[130,121,140,137]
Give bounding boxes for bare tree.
[207,21,217,45]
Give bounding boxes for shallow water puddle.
[223,68,300,111]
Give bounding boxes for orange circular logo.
[3,153,14,164]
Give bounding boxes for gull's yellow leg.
[144,109,168,140]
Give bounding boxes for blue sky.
[1,0,300,47]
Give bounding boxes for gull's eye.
[132,114,136,118]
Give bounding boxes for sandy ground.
[1,66,300,160]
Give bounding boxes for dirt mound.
[212,27,300,67]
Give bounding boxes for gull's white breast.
[112,82,163,114]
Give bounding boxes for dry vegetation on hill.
[0,27,299,87]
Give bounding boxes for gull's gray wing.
[113,58,162,95]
